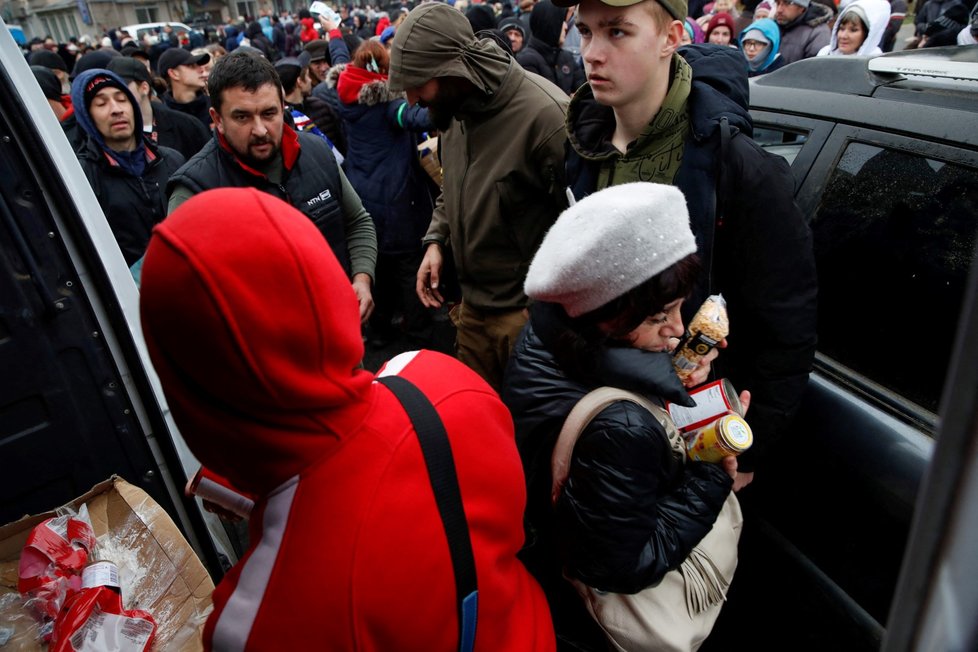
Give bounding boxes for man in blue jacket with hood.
[559,0,817,495]
[70,68,185,268]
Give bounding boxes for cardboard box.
[0,477,214,650]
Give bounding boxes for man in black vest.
[168,50,377,322]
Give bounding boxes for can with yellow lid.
[686,413,753,463]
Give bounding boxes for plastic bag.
[673,294,729,382]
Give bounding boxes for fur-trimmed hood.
[336,63,406,106]
[325,63,345,89]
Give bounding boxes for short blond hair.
[642,0,677,32]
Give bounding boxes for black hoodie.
[515,0,584,94]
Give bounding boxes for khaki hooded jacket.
[390,3,569,310]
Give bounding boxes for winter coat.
[502,302,734,593]
[388,3,570,311]
[140,188,556,652]
[564,45,818,473]
[311,35,353,155]
[161,90,211,128]
[817,0,891,56]
[335,65,436,255]
[778,1,833,63]
[69,68,186,266]
[151,101,210,160]
[296,93,347,155]
[516,0,585,94]
[915,0,958,34]
[516,38,585,95]
[299,17,317,43]
[167,126,353,274]
[77,136,184,266]
[247,22,277,60]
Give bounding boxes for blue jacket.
[336,68,436,255]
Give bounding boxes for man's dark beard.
[426,103,455,131]
[421,82,468,131]
[233,136,280,170]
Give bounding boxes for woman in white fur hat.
[501,182,747,650]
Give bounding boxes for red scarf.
[336,66,388,105]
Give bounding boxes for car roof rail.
[753,56,882,96]
[868,44,978,81]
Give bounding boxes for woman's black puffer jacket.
[502,302,733,594]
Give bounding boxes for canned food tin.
[686,413,753,464]
[668,378,744,433]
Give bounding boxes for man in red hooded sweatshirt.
[139,188,556,651]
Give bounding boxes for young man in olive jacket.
[559,0,818,492]
[388,3,570,391]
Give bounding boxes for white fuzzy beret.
[524,182,697,317]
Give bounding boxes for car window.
[752,126,809,166]
[812,141,978,414]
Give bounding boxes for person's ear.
[662,19,685,57]
[209,106,223,133]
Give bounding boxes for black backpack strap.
[377,375,478,652]
[705,116,733,295]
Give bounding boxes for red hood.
[337,65,388,104]
[139,188,373,494]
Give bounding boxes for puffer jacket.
[140,188,556,651]
[778,1,833,63]
[335,64,436,255]
[502,302,733,594]
[564,45,818,474]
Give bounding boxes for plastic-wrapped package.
[17,507,97,638]
[1,477,214,651]
[49,561,156,652]
[673,294,729,382]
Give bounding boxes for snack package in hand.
[673,294,729,382]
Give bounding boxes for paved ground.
[361,304,457,372]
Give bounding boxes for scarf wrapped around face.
[388,2,512,97]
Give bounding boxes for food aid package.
[1,477,214,651]
[48,561,156,652]
[16,509,97,639]
[673,294,729,382]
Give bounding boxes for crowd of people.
[15,0,978,649]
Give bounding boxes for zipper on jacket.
[455,123,469,280]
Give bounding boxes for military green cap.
[551,0,688,22]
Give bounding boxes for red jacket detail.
[139,188,554,651]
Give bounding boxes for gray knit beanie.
[525,182,697,318]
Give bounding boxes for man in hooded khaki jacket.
[389,3,569,391]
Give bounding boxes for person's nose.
[582,38,604,68]
[406,88,419,106]
[252,116,269,136]
[664,313,685,339]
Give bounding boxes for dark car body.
[703,46,978,649]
